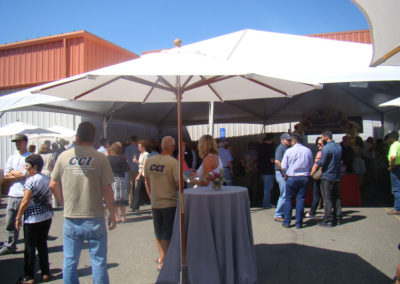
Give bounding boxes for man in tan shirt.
[50,122,116,284]
[144,136,178,271]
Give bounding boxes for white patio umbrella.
[0,121,59,137]
[28,125,76,142]
[353,0,400,67]
[27,47,315,283]
[379,96,400,107]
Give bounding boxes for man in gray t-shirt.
[50,122,116,284]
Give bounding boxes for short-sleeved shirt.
[144,154,178,209]
[388,141,400,166]
[218,147,233,168]
[242,149,258,174]
[258,143,275,175]
[51,145,115,218]
[4,151,32,197]
[125,144,140,172]
[274,143,289,171]
[108,155,130,177]
[23,173,53,224]
[281,143,313,176]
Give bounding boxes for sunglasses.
[318,143,323,146]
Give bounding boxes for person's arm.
[103,184,117,230]
[389,156,397,171]
[5,169,26,181]
[49,179,64,206]
[15,190,33,231]
[190,155,216,186]
[144,177,151,197]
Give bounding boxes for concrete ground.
[0,198,399,284]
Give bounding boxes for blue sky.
[0,0,368,55]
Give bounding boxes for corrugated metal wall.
[308,30,371,44]
[0,41,65,87]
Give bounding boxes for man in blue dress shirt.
[311,130,343,227]
[281,133,313,228]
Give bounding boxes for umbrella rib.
[74,76,123,100]
[123,76,172,92]
[184,75,235,92]
[182,76,194,89]
[199,76,224,102]
[240,75,288,96]
[142,77,161,104]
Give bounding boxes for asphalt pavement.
[0,197,399,284]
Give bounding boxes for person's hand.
[133,155,138,164]
[135,175,140,182]
[108,214,117,230]
[15,218,22,231]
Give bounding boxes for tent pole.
[209,101,214,137]
[177,77,188,284]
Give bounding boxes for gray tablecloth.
[157,186,258,284]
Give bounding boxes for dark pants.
[309,179,322,216]
[321,179,342,223]
[131,176,148,211]
[23,218,52,279]
[284,176,309,227]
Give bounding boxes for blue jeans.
[274,171,286,218]
[261,174,274,208]
[390,167,400,211]
[283,176,309,227]
[309,179,322,216]
[223,167,233,186]
[63,218,109,284]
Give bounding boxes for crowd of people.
[0,122,399,283]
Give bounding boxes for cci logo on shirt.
[69,156,94,167]
[149,164,165,173]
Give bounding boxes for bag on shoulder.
[312,167,322,180]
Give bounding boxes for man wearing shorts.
[144,136,178,271]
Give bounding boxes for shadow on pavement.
[0,258,118,283]
[255,243,391,284]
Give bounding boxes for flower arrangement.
[205,168,226,190]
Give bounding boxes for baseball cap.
[11,134,28,142]
[280,133,291,141]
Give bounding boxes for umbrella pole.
[177,79,188,284]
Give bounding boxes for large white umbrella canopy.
[0,121,59,137]
[33,48,314,102]
[353,0,400,67]
[25,47,315,282]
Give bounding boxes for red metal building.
[0,31,139,91]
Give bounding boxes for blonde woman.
[190,135,223,187]
[107,142,130,222]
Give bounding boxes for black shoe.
[282,223,290,228]
[318,221,333,228]
[295,224,303,229]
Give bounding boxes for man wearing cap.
[281,133,313,228]
[218,141,233,186]
[386,130,400,215]
[273,133,292,222]
[0,134,32,255]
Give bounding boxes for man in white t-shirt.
[144,136,179,271]
[0,134,31,255]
